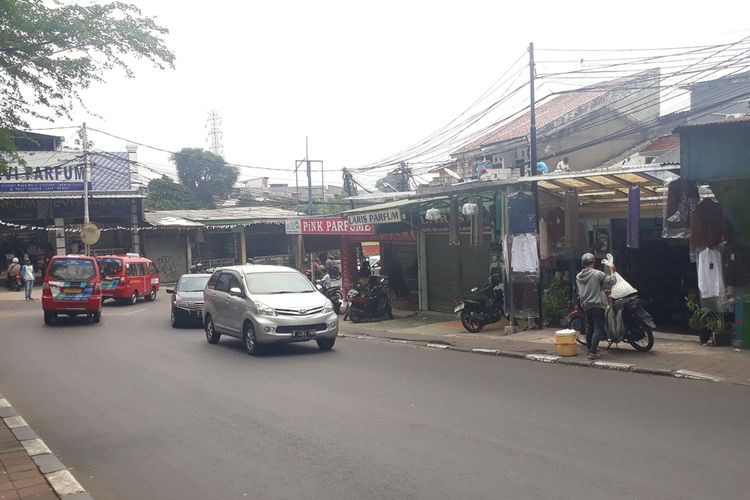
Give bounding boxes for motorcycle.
[6,272,22,291]
[326,266,341,280]
[561,259,656,352]
[344,277,393,323]
[454,274,508,333]
[315,273,343,314]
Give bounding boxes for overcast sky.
[28,0,750,188]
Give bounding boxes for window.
[48,258,96,281]
[492,156,504,169]
[207,272,220,290]
[126,263,135,276]
[97,258,122,277]
[137,263,148,276]
[149,263,159,274]
[227,274,243,294]
[215,273,234,293]
[177,275,211,292]
[244,272,315,295]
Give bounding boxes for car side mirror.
[229,287,244,298]
[166,288,174,294]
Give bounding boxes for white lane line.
[21,438,52,456]
[46,470,86,496]
[3,416,28,429]
[121,308,148,316]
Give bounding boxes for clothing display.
[697,247,725,299]
[627,186,640,249]
[510,233,539,273]
[508,193,537,235]
[539,217,550,260]
[663,179,699,239]
[721,239,750,288]
[510,278,540,318]
[690,199,723,249]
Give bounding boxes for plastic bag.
[601,253,638,300]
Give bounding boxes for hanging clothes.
[539,217,550,260]
[663,179,699,239]
[508,193,537,235]
[690,199,723,249]
[627,186,640,249]
[564,191,579,254]
[697,247,726,299]
[547,207,565,254]
[510,233,539,273]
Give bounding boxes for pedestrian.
[21,258,34,300]
[576,253,617,360]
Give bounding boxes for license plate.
[293,329,317,338]
[454,303,465,313]
[190,310,201,317]
[63,288,82,294]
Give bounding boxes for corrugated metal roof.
[343,196,448,215]
[0,192,142,200]
[674,116,750,131]
[143,213,202,227]
[145,206,298,223]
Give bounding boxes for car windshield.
[49,258,96,281]
[97,258,122,276]
[177,275,211,292]
[245,272,315,294]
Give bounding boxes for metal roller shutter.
[459,234,491,296]
[426,233,461,312]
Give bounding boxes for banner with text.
[347,208,402,226]
[285,217,374,235]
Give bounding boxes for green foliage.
[0,0,175,171]
[685,297,726,333]
[543,275,570,327]
[145,176,205,210]
[172,148,238,204]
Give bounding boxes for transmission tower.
[206,109,224,156]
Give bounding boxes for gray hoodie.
[576,268,617,310]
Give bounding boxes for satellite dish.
[81,222,101,245]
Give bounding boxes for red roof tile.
[640,134,680,153]
[456,71,658,155]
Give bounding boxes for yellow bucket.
[554,329,578,357]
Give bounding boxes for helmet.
[12,257,18,263]
[581,253,595,265]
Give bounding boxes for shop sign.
[285,217,374,235]
[0,165,88,192]
[347,208,402,226]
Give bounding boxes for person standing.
[576,253,617,359]
[21,258,35,300]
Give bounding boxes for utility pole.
[529,42,543,329]
[306,137,313,216]
[206,110,224,156]
[81,122,91,256]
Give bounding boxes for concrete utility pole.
[529,42,543,329]
[81,122,90,256]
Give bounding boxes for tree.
[172,148,238,204]
[0,0,175,170]
[145,176,205,211]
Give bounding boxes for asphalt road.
[1,295,748,500]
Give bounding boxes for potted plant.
[685,297,730,346]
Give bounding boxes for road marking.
[20,438,52,456]
[121,308,148,316]
[46,470,86,496]
[3,416,27,429]
[426,343,449,349]
[673,369,723,382]
[525,354,561,363]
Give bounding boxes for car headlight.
[255,302,277,317]
[323,300,334,313]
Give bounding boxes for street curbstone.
[495,350,530,360]
[673,369,723,382]
[525,354,561,363]
[32,454,67,474]
[426,343,449,349]
[3,416,28,429]
[11,426,38,441]
[557,358,594,367]
[20,438,52,456]
[0,406,18,418]
[631,366,674,377]
[592,361,633,372]
[46,469,86,496]
[471,348,500,356]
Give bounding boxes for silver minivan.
[202,264,338,354]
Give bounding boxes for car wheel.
[171,309,182,328]
[204,316,220,344]
[43,311,56,325]
[90,311,101,323]
[129,291,138,305]
[316,337,336,351]
[145,288,157,302]
[242,321,261,356]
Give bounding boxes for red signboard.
[298,217,374,235]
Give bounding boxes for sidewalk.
[340,310,750,386]
[0,395,91,499]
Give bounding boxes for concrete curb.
[338,333,742,386]
[0,394,93,499]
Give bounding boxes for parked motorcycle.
[561,267,656,352]
[6,272,22,291]
[316,274,343,314]
[455,274,507,333]
[344,277,393,323]
[326,266,341,280]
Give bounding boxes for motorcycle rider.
[6,257,21,290]
[576,253,617,360]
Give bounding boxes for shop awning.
[532,164,679,199]
[342,196,448,216]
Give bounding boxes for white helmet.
[12,257,18,263]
